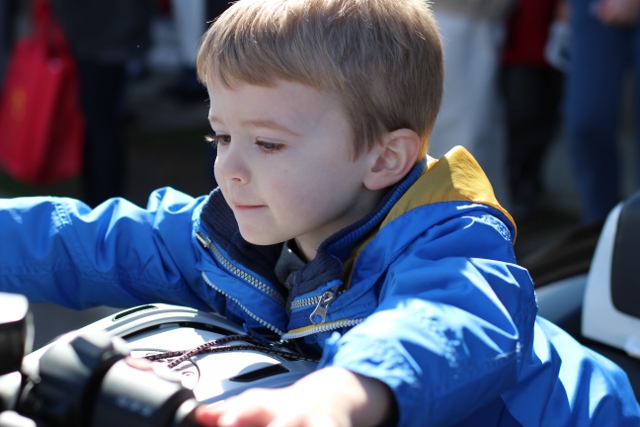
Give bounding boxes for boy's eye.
[257,140,283,153]
[205,133,231,148]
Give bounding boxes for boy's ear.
[364,128,421,191]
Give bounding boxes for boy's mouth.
[233,203,266,210]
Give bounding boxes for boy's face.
[207,79,383,261]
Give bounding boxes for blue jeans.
[565,0,640,223]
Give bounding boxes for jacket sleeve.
[319,212,537,426]
[0,188,214,311]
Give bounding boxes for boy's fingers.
[195,403,226,426]
[195,400,277,427]
[218,405,275,427]
[269,414,341,427]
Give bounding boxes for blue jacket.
[1,147,638,426]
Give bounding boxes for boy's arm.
[195,366,394,427]
[319,213,533,426]
[0,188,214,310]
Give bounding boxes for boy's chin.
[238,231,284,247]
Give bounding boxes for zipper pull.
[309,291,335,324]
[196,231,213,249]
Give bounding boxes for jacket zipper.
[196,231,285,335]
[291,286,343,320]
[281,318,365,340]
[196,231,285,306]
[199,271,285,336]
[309,290,337,324]
[196,231,359,340]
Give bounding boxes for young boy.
[1,0,639,426]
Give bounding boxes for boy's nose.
[214,143,249,184]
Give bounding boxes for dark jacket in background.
[49,0,154,207]
[51,0,153,64]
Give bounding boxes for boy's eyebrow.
[208,116,302,136]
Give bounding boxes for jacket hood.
[343,146,515,284]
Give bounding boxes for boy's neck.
[294,188,387,261]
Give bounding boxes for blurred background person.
[0,0,17,86]
[429,0,516,207]
[167,0,208,102]
[565,0,640,224]
[51,0,154,207]
[500,0,566,220]
[165,0,233,104]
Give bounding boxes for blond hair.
[197,0,443,159]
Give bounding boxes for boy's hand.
[195,366,394,427]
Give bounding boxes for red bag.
[0,0,84,184]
